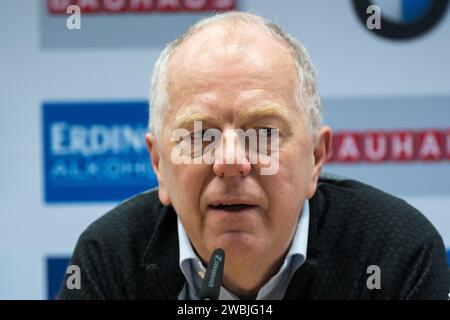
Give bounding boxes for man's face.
[147,26,329,287]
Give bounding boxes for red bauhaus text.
[47,0,235,14]
[327,129,450,163]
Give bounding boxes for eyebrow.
[172,112,219,130]
[172,104,292,131]
[238,104,291,124]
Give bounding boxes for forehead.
[161,23,303,133]
[167,23,298,90]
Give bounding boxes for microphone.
[199,248,225,300]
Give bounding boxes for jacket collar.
[283,186,324,299]
[141,204,185,299]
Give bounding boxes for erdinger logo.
[353,0,449,39]
[42,101,157,202]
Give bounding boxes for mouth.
[207,199,259,213]
[208,203,258,212]
[206,199,261,235]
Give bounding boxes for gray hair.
[148,11,323,138]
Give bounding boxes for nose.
[213,129,251,177]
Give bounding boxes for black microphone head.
[199,248,225,300]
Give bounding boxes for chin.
[211,231,260,257]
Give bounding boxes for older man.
[59,12,449,300]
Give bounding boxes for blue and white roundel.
[372,0,433,23]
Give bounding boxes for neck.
[220,250,287,299]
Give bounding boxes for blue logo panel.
[46,256,70,300]
[43,101,158,202]
[403,0,433,22]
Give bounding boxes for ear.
[146,133,171,206]
[307,126,332,198]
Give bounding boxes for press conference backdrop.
[1,0,449,299]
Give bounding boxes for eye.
[177,131,202,147]
[186,130,206,141]
[258,128,273,137]
[256,128,281,155]
[257,128,279,139]
[187,130,210,158]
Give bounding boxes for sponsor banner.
[47,0,236,14]
[46,257,71,300]
[322,96,450,196]
[42,101,157,203]
[327,129,450,163]
[353,0,449,40]
[41,1,236,48]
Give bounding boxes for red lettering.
[183,0,208,11]
[103,0,128,12]
[211,0,235,10]
[391,131,415,162]
[128,0,154,12]
[335,132,362,163]
[364,131,388,162]
[47,0,73,13]
[157,0,181,11]
[326,129,450,165]
[47,0,235,13]
[418,130,443,161]
[446,130,450,160]
[78,0,101,13]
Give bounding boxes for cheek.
[168,167,199,203]
[260,148,312,217]
[273,150,312,191]
[160,153,208,219]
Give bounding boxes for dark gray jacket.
[59,174,450,299]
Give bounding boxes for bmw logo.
[353,0,449,40]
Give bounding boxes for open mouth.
[208,204,257,212]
